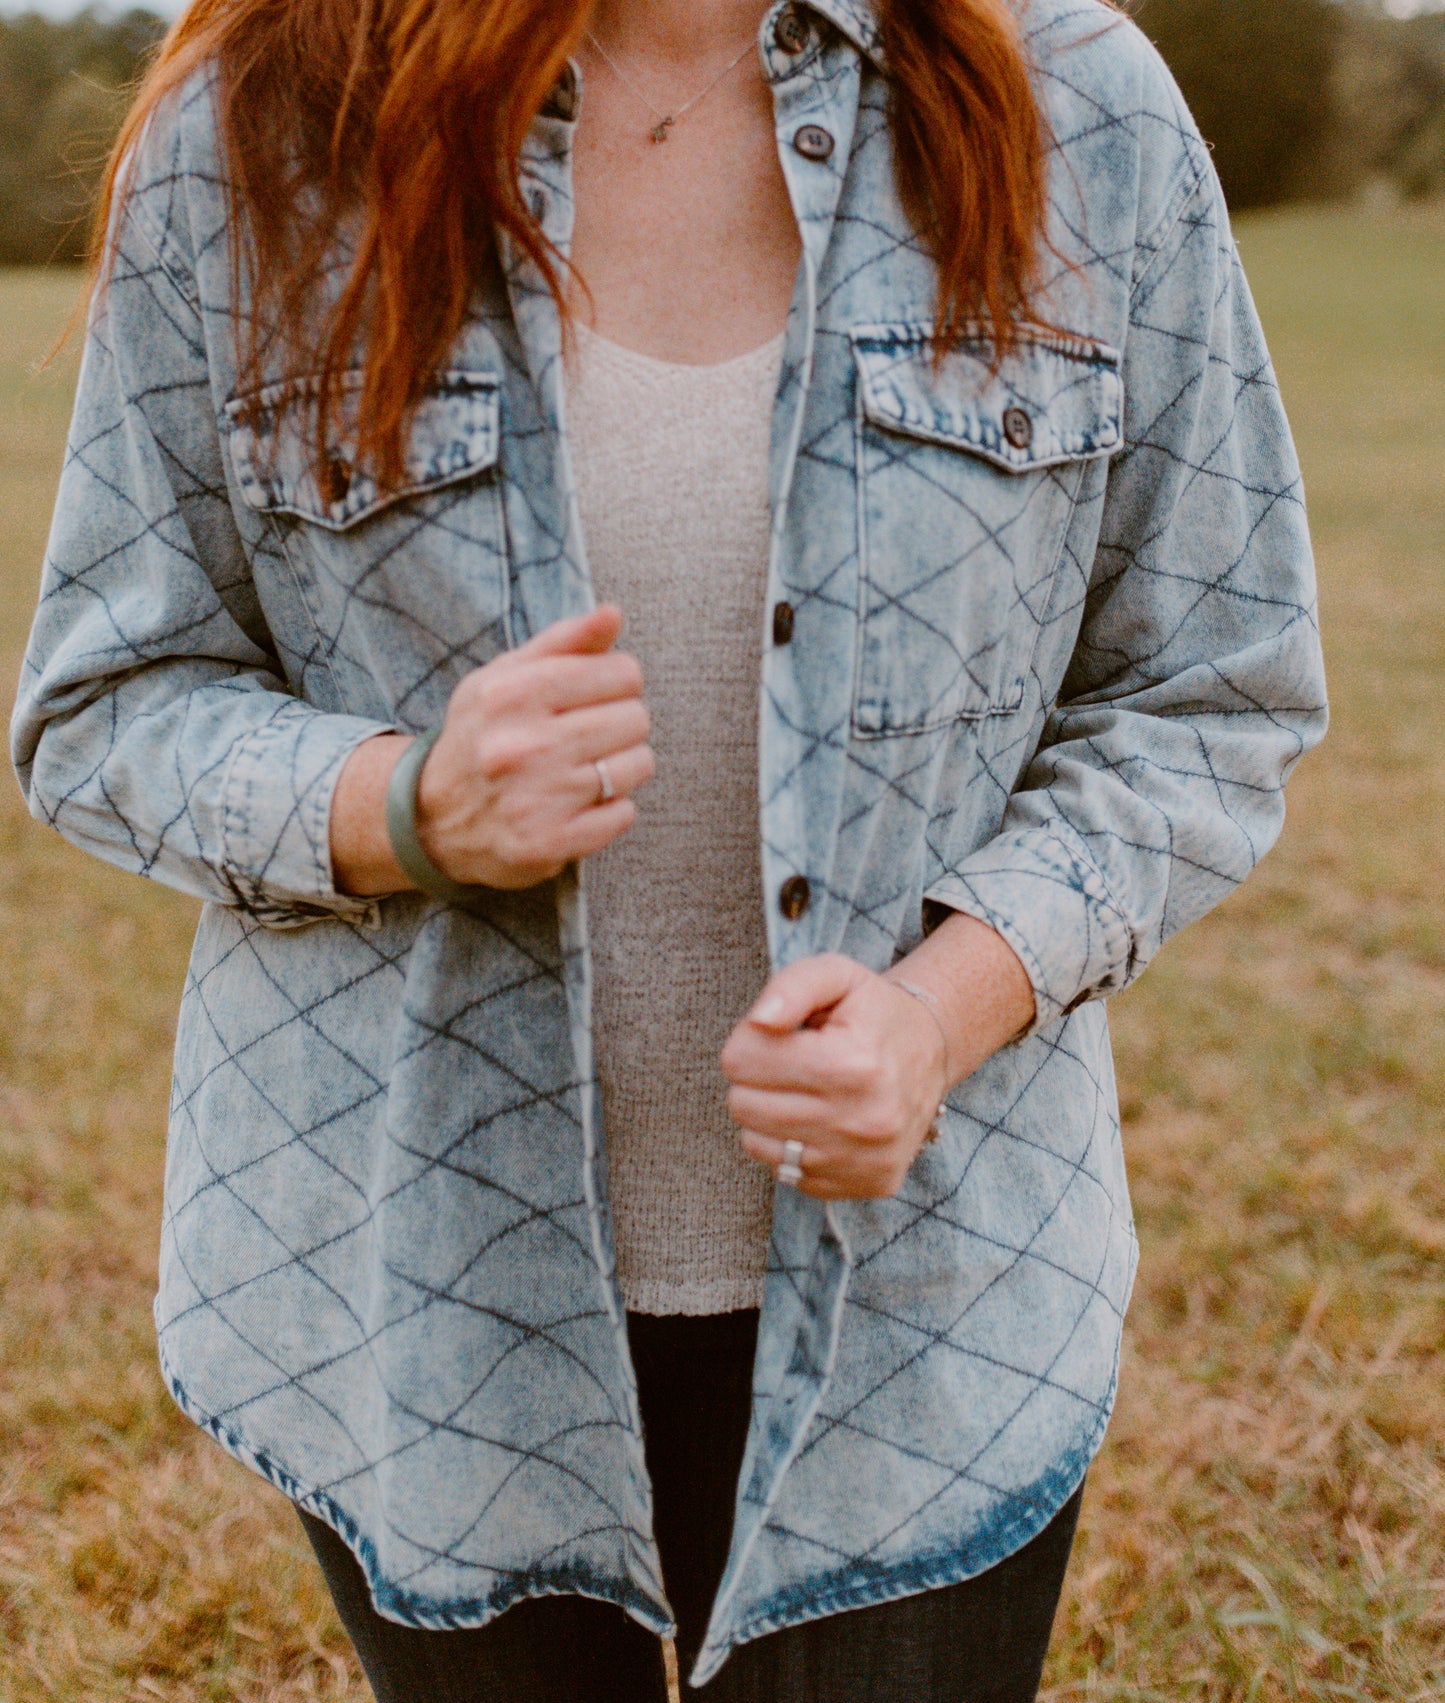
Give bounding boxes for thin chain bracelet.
[889,976,952,1144]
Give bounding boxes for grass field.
[0,205,1441,1702]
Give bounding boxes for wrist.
[383,728,494,915]
[888,910,1038,1086]
[887,974,952,1088]
[330,733,413,896]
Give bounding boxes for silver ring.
[594,758,615,803]
[777,1138,805,1187]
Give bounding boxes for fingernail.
[752,994,785,1024]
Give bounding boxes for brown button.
[778,874,811,919]
[793,124,834,162]
[774,7,811,53]
[772,600,795,644]
[1002,407,1033,450]
[323,455,353,504]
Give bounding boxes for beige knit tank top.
[563,319,785,1315]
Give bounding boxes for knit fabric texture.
[564,321,787,1314]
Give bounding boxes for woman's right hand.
[416,603,653,888]
[329,604,653,896]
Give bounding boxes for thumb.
[519,603,624,659]
[746,953,871,1033]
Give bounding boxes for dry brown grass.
[1044,204,1445,1701]
[0,204,1441,1701]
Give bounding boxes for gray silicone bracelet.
[384,729,492,915]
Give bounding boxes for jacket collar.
[803,0,886,68]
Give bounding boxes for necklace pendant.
[649,116,674,143]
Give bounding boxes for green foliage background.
[1134,0,1445,208]
[0,0,1443,267]
[0,7,164,264]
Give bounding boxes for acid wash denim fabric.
[11,0,1326,1683]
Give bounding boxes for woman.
[12,0,1326,1695]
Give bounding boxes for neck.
[586,0,770,63]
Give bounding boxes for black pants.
[299,1310,1083,1702]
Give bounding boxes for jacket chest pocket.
[850,323,1122,737]
[224,369,509,723]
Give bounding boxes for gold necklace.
[583,30,756,143]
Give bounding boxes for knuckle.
[846,1057,878,1094]
[719,1032,753,1081]
[843,1046,881,1090]
[848,1096,901,1143]
[855,1111,898,1145]
[625,701,651,743]
[475,742,515,780]
[487,729,552,777]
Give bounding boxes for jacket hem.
[688,1433,1103,1689]
[688,1226,1138,1687]
[730,1434,1098,1644]
[155,1331,675,1640]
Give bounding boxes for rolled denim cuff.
[219,703,394,927]
[922,819,1134,1033]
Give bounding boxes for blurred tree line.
[0,0,1443,264]
[0,6,164,262]
[1133,0,1445,206]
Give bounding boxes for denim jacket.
[12,0,1325,1682]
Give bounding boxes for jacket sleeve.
[922,150,1328,1032]
[9,141,392,928]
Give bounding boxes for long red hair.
[99,0,1048,486]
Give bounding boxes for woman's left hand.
[720,953,950,1200]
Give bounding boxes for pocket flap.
[225,370,501,530]
[851,322,1123,472]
